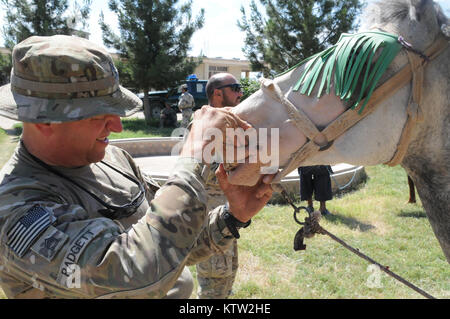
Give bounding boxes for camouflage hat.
[0,35,142,123]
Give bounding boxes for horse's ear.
[409,0,431,22]
[435,1,450,38]
[260,78,275,92]
[441,24,450,38]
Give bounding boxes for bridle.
[260,33,449,184]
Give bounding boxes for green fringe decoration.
[283,31,402,114]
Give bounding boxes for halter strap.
[269,35,448,183]
[260,78,329,148]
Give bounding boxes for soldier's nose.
[106,115,123,133]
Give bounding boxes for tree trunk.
[142,89,153,125]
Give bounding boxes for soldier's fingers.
[216,164,230,191]
[255,183,273,199]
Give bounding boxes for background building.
[193,56,252,80]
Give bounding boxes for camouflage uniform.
[178,90,194,128]
[160,106,177,128]
[197,164,238,299]
[0,35,240,298]
[0,145,234,298]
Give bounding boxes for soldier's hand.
[216,163,274,222]
[180,105,252,163]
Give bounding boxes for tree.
[238,0,363,76]
[0,53,12,85]
[1,0,92,49]
[240,77,260,101]
[100,0,204,123]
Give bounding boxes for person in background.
[298,165,333,216]
[196,73,244,299]
[178,84,195,128]
[159,102,177,128]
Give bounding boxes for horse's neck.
[401,47,450,262]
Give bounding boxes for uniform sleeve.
[0,158,234,298]
[178,95,187,109]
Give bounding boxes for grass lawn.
[188,164,449,299]
[0,122,448,299]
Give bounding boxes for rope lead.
[275,184,436,299]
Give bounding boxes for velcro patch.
[7,205,56,257]
[31,225,69,262]
[56,224,103,286]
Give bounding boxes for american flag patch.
[7,205,55,257]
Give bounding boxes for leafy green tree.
[240,77,260,101]
[113,58,137,92]
[0,53,12,85]
[1,0,92,49]
[238,0,363,76]
[100,0,204,122]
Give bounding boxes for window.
[208,65,228,78]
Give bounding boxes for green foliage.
[240,77,260,101]
[0,0,92,48]
[0,53,12,85]
[238,0,363,77]
[113,58,136,92]
[108,117,177,139]
[100,0,205,121]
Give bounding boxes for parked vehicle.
[137,78,208,119]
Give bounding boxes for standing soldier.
[178,84,195,128]
[196,73,244,299]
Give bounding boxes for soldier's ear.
[33,123,54,137]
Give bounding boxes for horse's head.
[226,0,448,186]
[360,0,449,48]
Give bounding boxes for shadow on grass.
[324,213,376,232]
[397,210,427,219]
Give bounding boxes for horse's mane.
[288,31,403,114]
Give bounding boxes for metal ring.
[293,206,308,225]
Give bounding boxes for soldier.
[178,85,195,128]
[0,35,274,298]
[159,102,177,128]
[196,73,244,299]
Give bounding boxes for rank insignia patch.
[31,225,68,262]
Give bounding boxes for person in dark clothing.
[298,165,333,216]
[160,102,177,128]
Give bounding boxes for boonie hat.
[0,35,142,123]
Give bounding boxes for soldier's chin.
[88,148,108,164]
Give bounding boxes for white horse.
[227,0,450,262]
